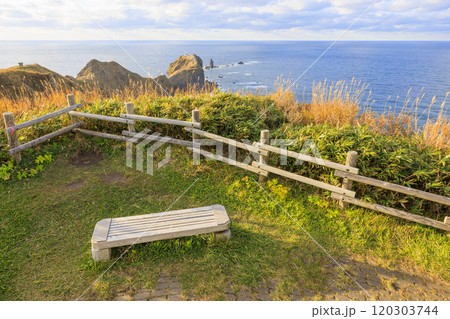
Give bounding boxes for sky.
[0,0,449,41]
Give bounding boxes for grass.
[0,139,448,300]
[275,79,450,150]
[0,76,449,300]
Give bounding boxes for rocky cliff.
[0,64,76,97]
[167,54,204,90]
[0,54,208,97]
[76,59,144,90]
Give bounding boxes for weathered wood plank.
[259,129,270,183]
[252,161,356,197]
[120,113,201,128]
[73,128,130,141]
[109,213,216,230]
[253,142,359,174]
[122,130,194,147]
[330,193,450,232]
[110,211,215,229]
[6,103,82,134]
[68,111,134,124]
[211,205,229,226]
[92,219,112,242]
[188,148,269,177]
[8,122,84,155]
[340,151,358,209]
[125,102,136,132]
[98,223,228,249]
[334,170,450,206]
[192,109,200,144]
[91,205,231,251]
[185,127,268,156]
[3,112,21,163]
[108,219,218,236]
[110,206,213,223]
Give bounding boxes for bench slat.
[109,206,213,223]
[108,217,218,236]
[108,219,219,238]
[97,223,228,249]
[109,211,214,228]
[109,216,216,233]
[92,205,230,250]
[92,219,112,243]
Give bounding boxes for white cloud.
[0,0,448,40]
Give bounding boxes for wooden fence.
[3,94,449,234]
[3,96,83,162]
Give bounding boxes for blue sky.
[0,0,449,40]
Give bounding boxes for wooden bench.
[91,205,231,261]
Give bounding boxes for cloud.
[0,0,448,40]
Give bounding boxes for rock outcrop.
[166,54,204,90]
[0,64,76,98]
[76,59,144,90]
[0,54,211,97]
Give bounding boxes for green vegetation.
[0,90,449,300]
[1,140,448,300]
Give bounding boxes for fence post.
[191,109,200,164]
[67,94,81,139]
[67,94,79,123]
[125,102,135,132]
[339,151,358,209]
[192,110,200,142]
[3,112,21,163]
[445,217,450,238]
[258,129,270,183]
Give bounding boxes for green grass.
[0,139,448,300]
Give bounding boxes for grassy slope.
[1,140,448,300]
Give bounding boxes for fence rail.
[3,93,449,235]
[120,114,200,128]
[9,122,84,155]
[74,128,130,142]
[5,103,81,134]
[252,161,356,197]
[253,142,359,174]
[122,130,194,148]
[334,170,450,206]
[185,127,268,156]
[189,148,269,177]
[69,111,135,124]
[331,193,450,232]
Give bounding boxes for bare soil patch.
[99,172,127,184]
[69,151,103,168]
[64,180,85,190]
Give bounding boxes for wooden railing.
[3,94,449,234]
[2,96,83,162]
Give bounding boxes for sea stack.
[166,54,205,90]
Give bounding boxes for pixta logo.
[126,129,172,175]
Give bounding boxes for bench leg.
[92,247,111,261]
[214,229,231,240]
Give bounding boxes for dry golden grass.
[271,76,302,123]
[1,76,448,151]
[304,79,368,126]
[415,93,450,150]
[0,78,217,125]
[273,79,449,150]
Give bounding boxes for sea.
[1,41,449,124]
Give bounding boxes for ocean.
[1,41,449,123]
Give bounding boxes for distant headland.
[0,54,214,97]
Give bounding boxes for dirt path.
[114,259,449,301]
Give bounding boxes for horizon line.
[1,39,450,42]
